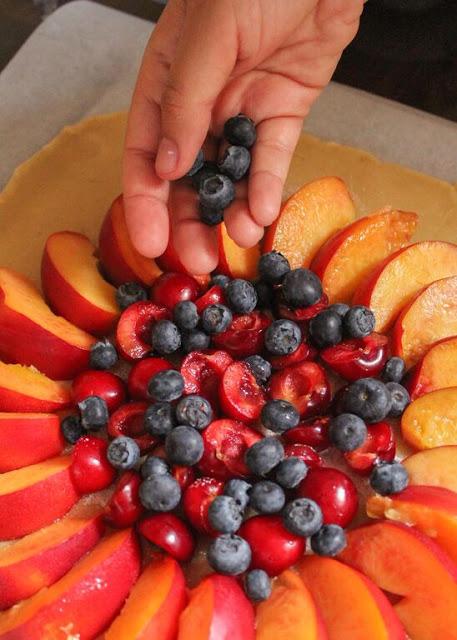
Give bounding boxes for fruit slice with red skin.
[340,521,457,640]
[212,311,271,358]
[0,268,95,380]
[392,276,457,369]
[0,528,141,640]
[116,301,170,361]
[406,336,457,400]
[41,231,119,335]
[403,446,457,492]
[199,419,262,480]
[139,513,195,562]
[195,285,226,314]
[217,222,260,279]
[71,370,126,413]
[401,387,457,449]
[263,177,356,269]
[128,356,173,400]
[108,401,156,452]
[345,421,396,474]
[151,272,200,310]
[173,465,196,492]
[298,556,406,640]
[0,456,79,540]
[0,507,104,609]
[269,361,331,418]
[256,569,328,640]
[283,417,330,451]
[320,333,389,382]
[98,195,162,286]
[269,342,317,370]
[277,294,329,323]
[353,241,457,333]
[105,556,187,640]
[219,361,267,422]
[0,413,64,472]
[70,436,116,494]
[181,350,233,409]
[182,477,224,535]
[283,443,323,467]
[104,471,144,528]
[0,362,70,412]
[177,573,255,640]
[311,209,418,304]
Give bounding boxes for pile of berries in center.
[62,250,411,603]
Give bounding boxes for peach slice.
[0,269,95,380]
[352,241,457,333]
[311,209,417,303]
[298,556,405,640]
[105,556,187,639]
[401,387,457,449]
[0,362,71,412]
[263,177,356,269]
[403,446,457,492]
[256,569,327,640]
[0,456,79,540]
[217,223,259,280]
[340,521,457,640]
[407,336,457,400]
[99,195,162,286]
[0,529,141,640]
[0,507,104,609]
[41,231,119,335]
[392,276,457,368]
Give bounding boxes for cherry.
[71,370,126,414]
[182,477,224,535]
[269,341,317,370]
[138,513,195,562]
[212,311,271,358]
[219,361,267,422]
[283,443,323,468]
[172,465,197,491]
[269,361,331,418]
[104,471,144,528]
[298,466,358,528]
[116,301,170,361]
[70,435,116,494]
[151,272,200,310]
[283,417,331,451]
[127,356,173,401]
[239,515,306,576]
[195,285,226,314]
[344,421,396,474]
[320,333,389,382]
[278,293,329,322]
[107,402,156,453]
[180,350,233,409]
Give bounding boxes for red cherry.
[344,421,396,474]
[219,361,267,422]
[298,466,358,528]
[278,293,329,322]
[71,370,126,414]
[151,272,200,310]
[239,515,306,576]
[283,417,331,452]
[104,471,144,528]
[180,350,233,409]
[269,361,331,418]
[195,285,226,314]
[182,477,224,535]
[172,465,197,491]
[116,301,170,361]
[127,356,173,400]
[212,312,271,358]
[107,402,156,453]
[138,513,195,562]
[70,435,116,494]
[320,333,389,381]
[269,342,317,370]
[283,443,323,468]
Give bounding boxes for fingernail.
[156,138,179,175]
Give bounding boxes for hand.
[123,0,364,274]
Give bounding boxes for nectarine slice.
[42,231,119,335]
[298,556,405,639]
[352,241,457,333]
[401,387,457,449]
[403,446,457,492]
[0,529,141,640]
[311,209,417,303]
[263,177,356,269]
[407,336,457,400]
[217,223,259,280]
[0,362,70,412]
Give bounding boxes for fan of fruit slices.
[1,174,457,640]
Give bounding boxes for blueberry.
[207,534,252,575]
[165,425,204,466]
[151,319,181,355]
[173,300,199,331]
[144,402,176,436]
[329,413,367,452]
[327,303,350,318]
[181,330,211,353]
[199,205,224,226]
[107,436,140,470]
[244,355,272,386]
[386,382,410,417]
[199,174,235,211]
[264,319,301,356]
[309,309,343,348]
[311,524,347,557]
[186,148,204,177]
[224,114,257,148]
[370,461,409,495]
[382,357,406,383]
[343,305,376,338]
[89,339,118,370]
[139,473,181,511]
[201,303,233,334]
[255,280,274,309]
[245,569,271,602]
[283,498,323,537]
[249,480,286,514]
[148,370,185,402]
[261,399,299,433]
[210,274,231,289]
[224,479,252,510]
[258,251,290,284]
[141,455,169,479]
[192,160,219,190]
[78,395,109,430]
[218,145,251,181]
[275,457,308,489]
[225,279,257,314]
[208,495,243,533]
[340,378,392,423]
[60,415,84,444]
[245,436,284,477]
[282,269,323,308]
[115,282,148,310]
[175,394,213,430]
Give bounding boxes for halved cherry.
[127,356,173,400]
[107,401,156,452]
[283,416,331,451]
[138,513,195,562]
[104,470,144,528]
[198,419,262,480]
[195,284,226,314]
[269,341,317,370]
[283,443,323,468]
[320,333,389,381]
[71,370,126,413]
[151,272,200,310]
[269,361,331,418]
[172,465,197,491]
[181,350,233,408]
[219,361,267,422]
[70,435,116,494]
[116,301,170,361]
[344,421,396,474]
[277,293,329,322]
[212,311,271,358]
[182,477,224,535]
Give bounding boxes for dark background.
[1,0,456,122]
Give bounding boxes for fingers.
[224,200,265,248]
